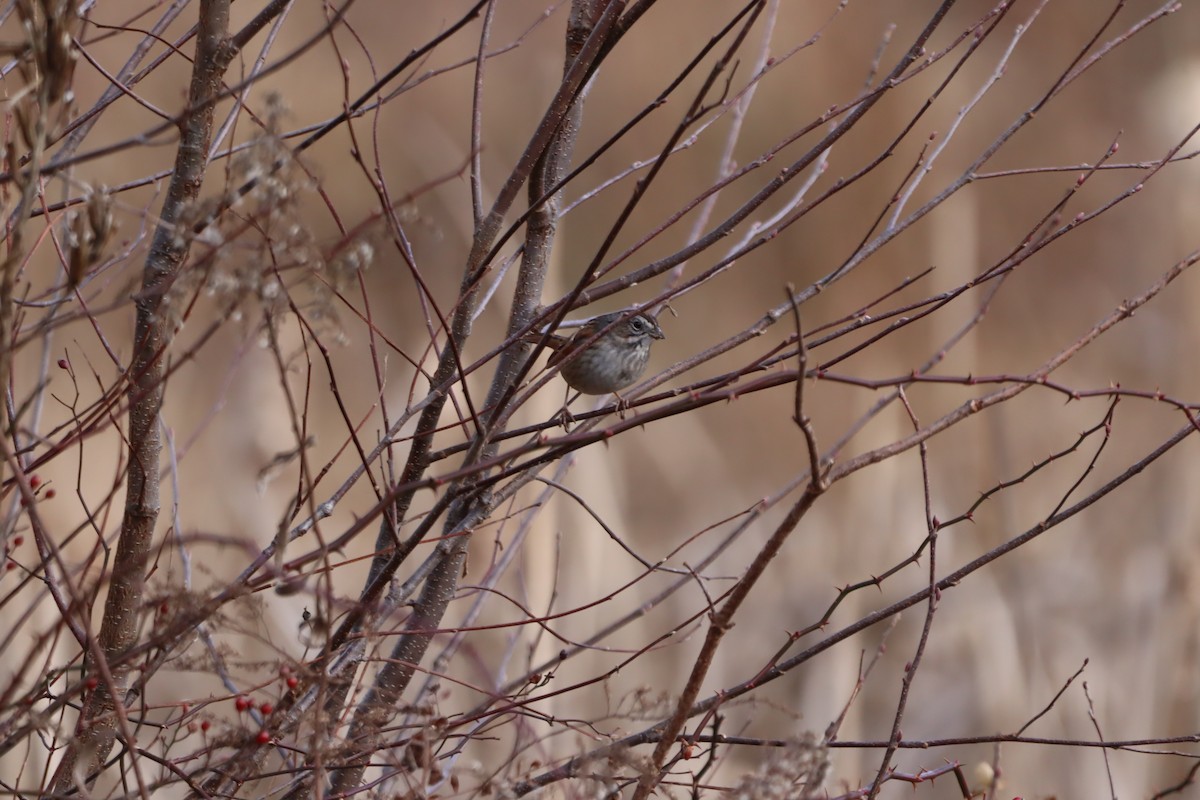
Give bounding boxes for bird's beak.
[651,322,666,340]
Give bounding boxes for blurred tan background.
[6,1,1200,797]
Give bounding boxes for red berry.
[259,702,273,714]
[11,536,22,547]
[28,475,41,488]
[85,677,98,690]
[44,489,56,499]
[285,676,298,689]
[200,719,211,732]
[256,730,271,744]
[235,696,251,712]
[57,359,68,370]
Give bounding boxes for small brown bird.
[533,311,666,395]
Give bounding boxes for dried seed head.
[731,734,829,800]
[66,186,115,287]
[15,0,78,109]
[86,187,114,253]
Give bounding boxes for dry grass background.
[3,1,1200,798]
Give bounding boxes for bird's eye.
[630,317,646,331]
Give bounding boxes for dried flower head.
[15,0,78,110]
[66,186,115,288]
[731,734,829,800]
